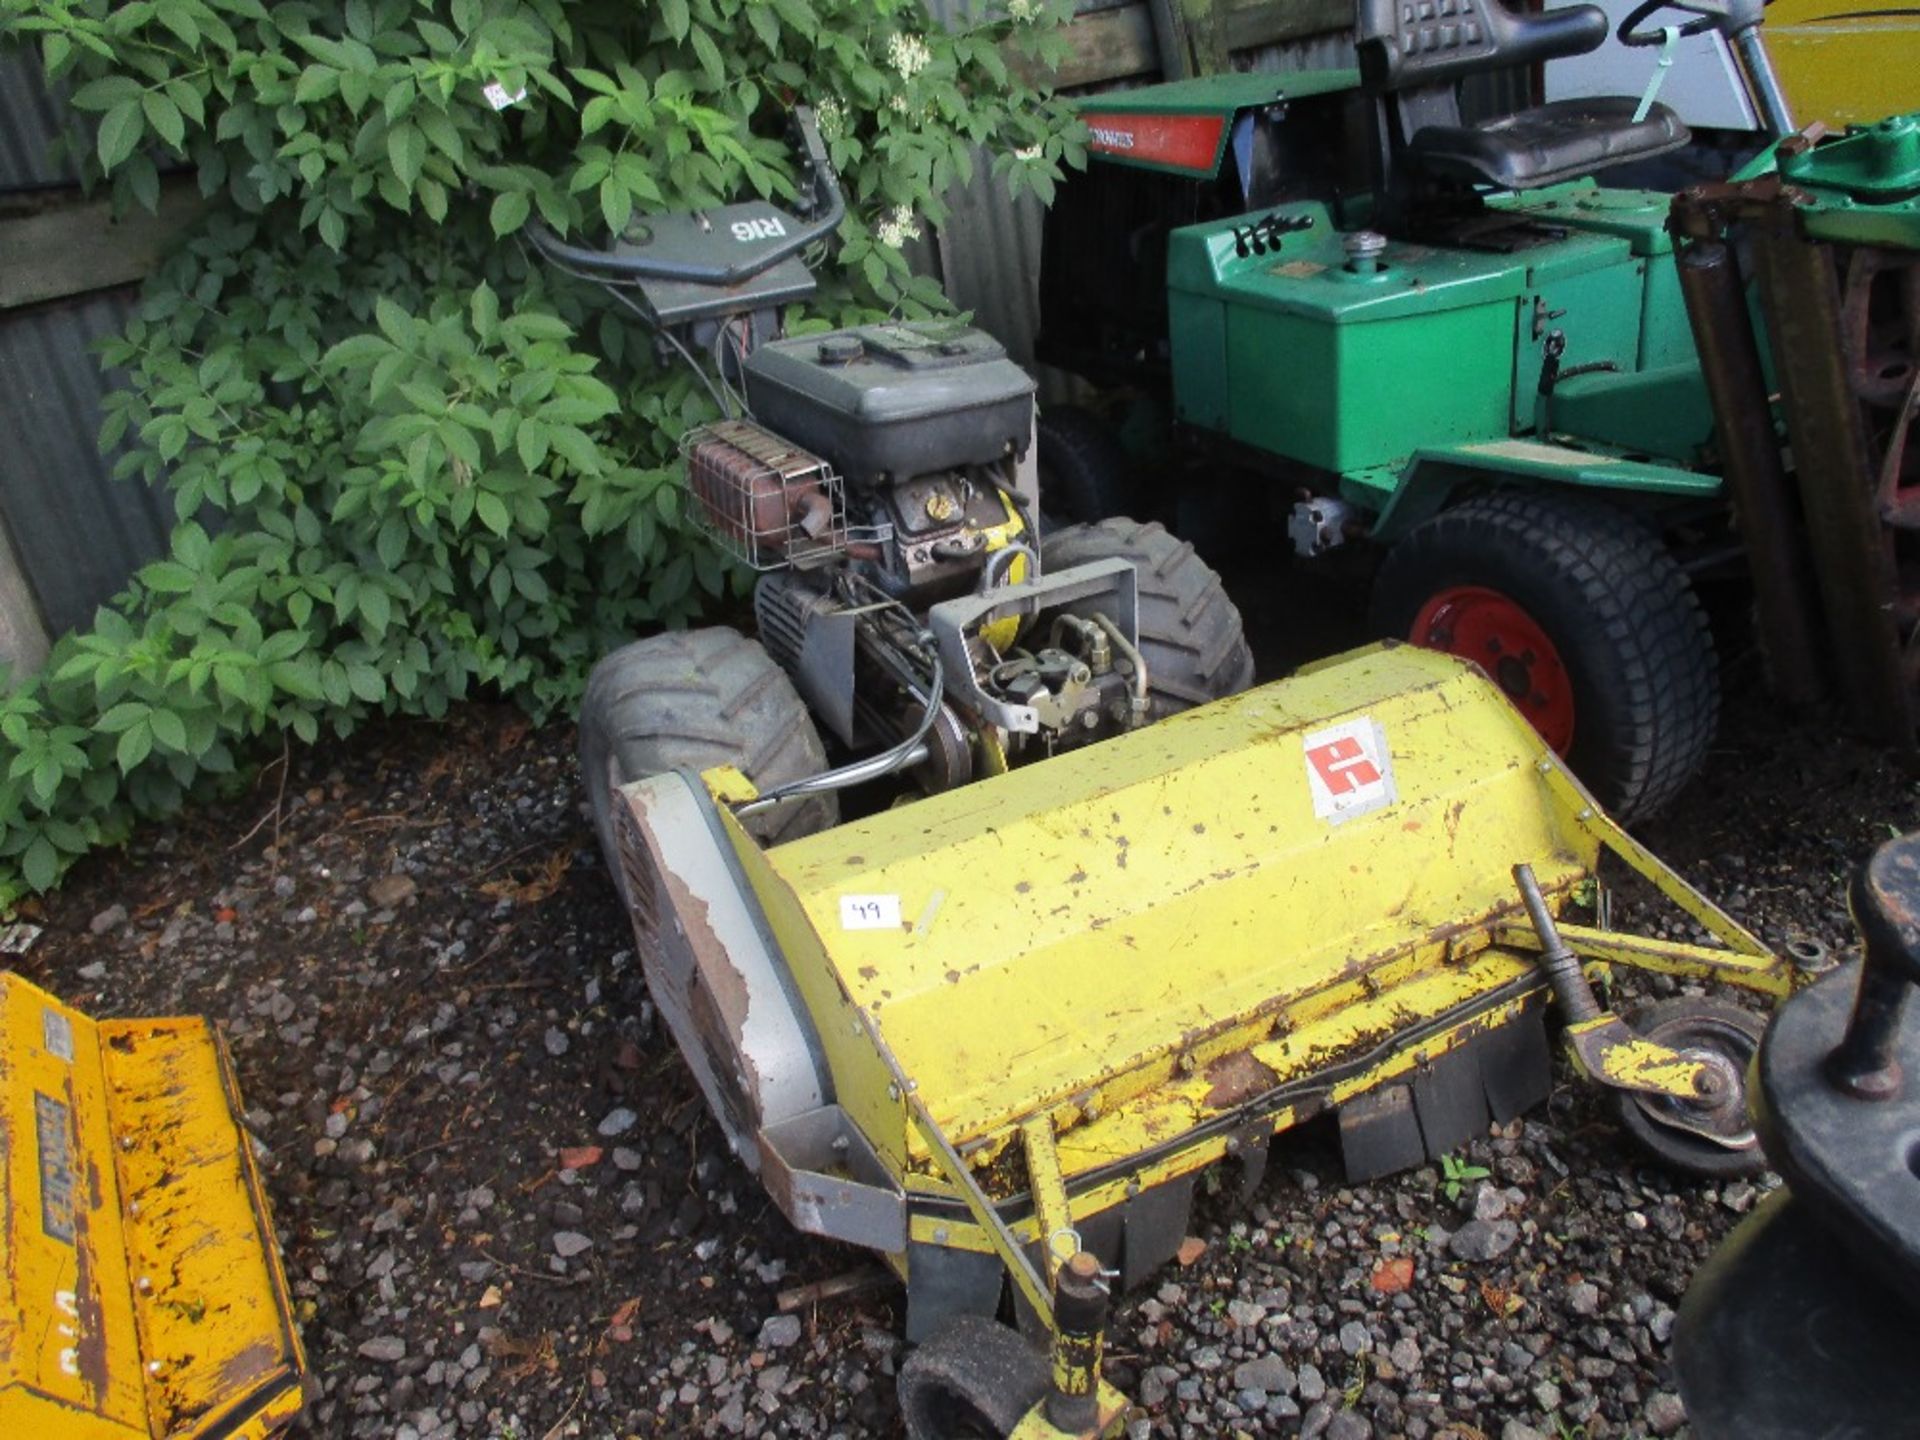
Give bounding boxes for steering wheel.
[1617,0,1766,47]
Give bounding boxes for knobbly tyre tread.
[1036,404,1139,525]
[1371,489,1718,821]
[1043,517,1256,717]
[579,628,836,906]
[898,1316,1051,1439]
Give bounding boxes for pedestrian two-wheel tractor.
[1035,0,1831,822]
[546,110,1817,1438]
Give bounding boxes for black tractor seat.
[1411,96,1688,190]
[1358,0,1690,199]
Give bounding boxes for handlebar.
[1617,0,1766,47]
[523,105,845,287]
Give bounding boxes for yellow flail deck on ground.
[0,973,305,1439]
[763,645,1596,1163]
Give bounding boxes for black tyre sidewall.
[1036,405,1138,525]
[898,1317,1049,1440]
[1372,491,1716,820]
[577,627,836,902]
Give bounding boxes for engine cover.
[741,321,1036,485]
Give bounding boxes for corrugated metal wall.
[0,52,175,670]
[0,292,174,639]
[0,50,86,190]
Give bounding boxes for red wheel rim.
[1411,586,1576,753]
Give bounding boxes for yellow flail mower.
[593,642,1810,1439]
[0,975,306,1438]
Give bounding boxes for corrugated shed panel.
[933,160,1049,366]
[0,49,87,192]
[1241,28,1357,73]
[0,290,174,638]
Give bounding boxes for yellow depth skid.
[0,973,306,1439]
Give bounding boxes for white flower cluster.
[887,31,932,81]
[1013,143,1042,161]
[1006,0,1036,22]
[816,96,846,139]
[876,204,922,248]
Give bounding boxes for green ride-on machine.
[1036,0,1813,823]
[533,104,1829,1440]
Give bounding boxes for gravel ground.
[14,595,1917,1440]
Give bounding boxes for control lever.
[1231,211,1314,259]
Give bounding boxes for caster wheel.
[1614,997,1767,1179]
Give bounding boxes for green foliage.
[1439,1151,1492,1202]
[0,0,1084,898]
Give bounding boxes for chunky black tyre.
[1370,490,1717,821]
[898,1317,1050,1440]
[579,628,836,905]
[1612,997,1767,1180]
[1044,517,1256,717]
[1036,404,1138,525]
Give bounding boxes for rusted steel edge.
[903,979,1544,1231]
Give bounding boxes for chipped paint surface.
[767,646,1593,1151]
[0,973,305,1438]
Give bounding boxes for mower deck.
[771,643,1587,1155]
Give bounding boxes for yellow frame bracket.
[1009,1382,1132,1439]
[1021,1116,1074,1288]
[909,1097,1054,1324]
[1561,1013,1714,1099]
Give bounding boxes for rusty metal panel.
[0,289,175,642]
[0,971,306,1438]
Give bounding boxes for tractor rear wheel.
[1371,490,1717,820]
[1044,518,1255,717]
[898,1317,1050,1439]
[1036,405,1137,526]
[579,627,836,907]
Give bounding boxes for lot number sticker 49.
[1302,716,1396,823]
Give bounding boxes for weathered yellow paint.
[767,644,1594,1160]
[1008,1382,1130,1439]
[1562,1015,1715,1098]
[1493,920,1793,998]
[640,643,1787,1340]
[977,493,1031,654]
[0,973,305,1439]
[1767,0,1920,130]
[1020,1118,1073,1285]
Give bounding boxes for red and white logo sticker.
[1302,716,1396,823]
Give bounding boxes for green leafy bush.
[0,0,1084,897]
